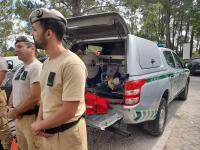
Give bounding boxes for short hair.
[15,36,34,48]
[40,19,66,41]
[15,36,37,53]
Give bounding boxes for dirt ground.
[164,76,200,150]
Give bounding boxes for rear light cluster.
[124,79,146,106]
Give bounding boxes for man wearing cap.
[0,55,13,150]
[30,8,88,150]
[7,35,43,150]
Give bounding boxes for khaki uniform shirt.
[12,59,42,107]
[0,58,11,150]
[0,57,8,86]
[40,50,87,123]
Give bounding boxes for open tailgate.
[66,12,129,40]
[85,109,123,130]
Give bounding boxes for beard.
[33,35,47,50]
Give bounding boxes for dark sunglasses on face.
[14,66,24,80]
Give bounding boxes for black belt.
[20,106,39,116]
[44,117,83,134]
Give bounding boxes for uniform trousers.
[15,114,43,150]
[43,117,88,150]
[0,90,12,150]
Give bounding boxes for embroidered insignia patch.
[20,71,28,80]
[47,72,55,86]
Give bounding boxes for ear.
[31,46,36,53]
[46,29,53,39]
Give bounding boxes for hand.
[31,121,53,138]
[7,107,18,119]
[37,131,53,138]
[31,120,41,133]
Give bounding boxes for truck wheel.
[143,98,168,136]
[178,80,189,100]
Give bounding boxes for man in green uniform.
[30,8,88,150]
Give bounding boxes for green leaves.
[14,0,48,34]
[191,3,200,38]
[0,0,199,53]
[0,0,13,51]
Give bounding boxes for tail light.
[124,79,146,106]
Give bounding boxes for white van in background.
[4,56,22,70]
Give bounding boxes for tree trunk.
[190,29,194,58]
[184,22,189,43]
[158,7,161,42]
[171,18,176,50]
[196,40,199,51]
[165,1,171,49]
[176,17,183,53]
[199,46,200,54]
[180,44,183,56]
[72,0,81,16]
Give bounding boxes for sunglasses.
[14,66,24,80]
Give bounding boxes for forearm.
[37,102,43,121]
[15,96,39,115]
[39,105,75,130]
[0,71,6,85]
[39,102,79,130]
[8,92,13,107]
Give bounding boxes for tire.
[178,80,189,100]
[143,98,168,136]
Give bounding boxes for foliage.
[0,0,13,51]
[37,50,46,58]
[192,51,200,58]
[14,0,48,34]
[137,2,164,42]
[191,3,200,38]
[49,0,121,17]
[0,0,199,57]
[3,50,15,57]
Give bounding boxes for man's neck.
[23,57,35,65]
[45,42,66,59]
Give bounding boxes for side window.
[172,53,183,69]
[163,51,175,68]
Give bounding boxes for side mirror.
[6,60,13,70]
[184,62,189,68]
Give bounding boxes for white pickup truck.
[66,12,190,136]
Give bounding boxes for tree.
[1,0,199,56]
[0,0,13,51]
[49,0,127,17]
[14,0,48,34]
[192,2,200,38]
[137,2,164,42]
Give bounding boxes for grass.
[181,51,200,64]
[192,52,200,58]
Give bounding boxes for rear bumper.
[110,104,157,124]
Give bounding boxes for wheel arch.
[162,89,169,104]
